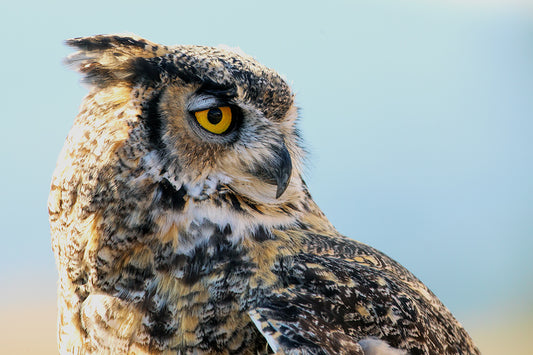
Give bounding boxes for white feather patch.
[358,337,407,355]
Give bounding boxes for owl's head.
[66,35,305,206]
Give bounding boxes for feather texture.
[50,35,480,354]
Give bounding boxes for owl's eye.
[194,106,233,134]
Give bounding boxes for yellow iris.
[194,106,232,134]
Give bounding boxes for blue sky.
[0,0,531,350]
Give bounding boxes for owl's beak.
[273,144,292,199]
[249,141,292,199]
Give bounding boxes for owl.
[49,34,480,355]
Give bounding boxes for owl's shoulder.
[250,228,478,354]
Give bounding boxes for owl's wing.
[247,248,398,355]
[247,233,477,355]
[249,303,366,355]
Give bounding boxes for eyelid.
[188,94,229,112]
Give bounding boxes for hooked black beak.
[249,141,292,199]
[273,144,292,198]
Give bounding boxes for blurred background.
[0,0,531,353]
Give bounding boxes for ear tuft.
[65,34,169,88]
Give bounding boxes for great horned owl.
[49,35,480,355]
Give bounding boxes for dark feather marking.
[223,224,232,236]
[251,226,275,242]
[141,90,165,150]
[113,36,149,49]
[133,57,163,84]
[116,264,155,292]
[179,224,254,285]
[285,202,298,211]
[295,221,309,231]
[66,36,112,51]
[243,199,263,214]
[66,35,148,51]
[153,242,176,272]
[226,193,244,212]
[147,303,177,346]
[157,179,186,210]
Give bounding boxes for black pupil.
[207,108,223,125]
